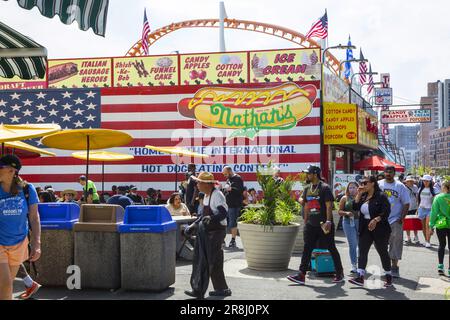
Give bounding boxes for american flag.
[359,49,368,85]
[305,11,328,40]
[141,9,150,55]
[11,84,322,199]
[367,64,374,94]
[0,89,101,147]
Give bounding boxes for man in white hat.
[184,172,231,299]
[403,176,420,245]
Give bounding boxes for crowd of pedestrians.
[1,154,449,300]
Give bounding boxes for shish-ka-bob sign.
[177,83,317,139]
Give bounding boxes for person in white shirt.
[418,175,437,248]
[378,166,410,278]
[404,176,420,244]
[183,172,231,299]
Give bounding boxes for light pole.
[338,58,368,78]
[349,71,378,103]
[322,44,356,69]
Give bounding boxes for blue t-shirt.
[0,183,39,246]
[107,195,133,209]
[378,180,410,225]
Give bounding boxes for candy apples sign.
[178,83,317,139]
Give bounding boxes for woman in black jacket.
[349,175,393,288]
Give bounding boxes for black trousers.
[436,228,450,265]
[358,219,391,272]
[190,222,228,296]
[300,223,344,274]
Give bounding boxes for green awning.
[0,21,47,80]
[3,0,109,36]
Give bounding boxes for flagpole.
[219,1,227,52]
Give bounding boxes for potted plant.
[238,162,302,271]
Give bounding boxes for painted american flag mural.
[1,83,321,198]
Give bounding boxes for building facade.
[418,82,440,167]
[438,80,450,129]
[429,127,450,171]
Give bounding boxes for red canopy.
[353,155,405,172]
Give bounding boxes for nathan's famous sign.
[177,83,317,139]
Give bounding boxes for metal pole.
[102,161,105,195]
[85,135,90,203]
[175,155,179,192]
[219,2,226,52]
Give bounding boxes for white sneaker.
[425,242,431,248]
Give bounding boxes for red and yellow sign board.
[323,103,358,145]
[250,49,321,83]
[0,76,46,90]
[358,108,379,149]
[180,52,248,85]
[177,82,317,139]
[48,58,112,88]
[113,55,178,87]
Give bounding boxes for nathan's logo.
[177,83,317,139]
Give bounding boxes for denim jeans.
[342,218,359,267]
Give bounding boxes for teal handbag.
[435,215,450,230]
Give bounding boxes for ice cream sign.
[178,83,318,139]
[250,49,321,83]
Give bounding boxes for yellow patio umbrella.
[72,151,134,194]
[0,123,61,155]
[41,129,133,200]
[145,145,209,192]
[5,141,56,157]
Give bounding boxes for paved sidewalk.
[13,231,450,300]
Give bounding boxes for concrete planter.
[238,222,300,271]
[292,215,305,254]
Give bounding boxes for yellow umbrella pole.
[84,136,90,202]
[175,155,179,192]
[102,161,105,194]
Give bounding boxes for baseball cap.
[79,175,87,181]
[130,185,137,190]
[303,165,321,175]
[422,175,433,181]
[0,155,22,171]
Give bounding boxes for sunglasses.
[384,170,395,174]
[361,181,371,186]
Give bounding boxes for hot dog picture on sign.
[177,83,317,139]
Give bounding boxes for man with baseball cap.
[127,185,143,204]
[184,172,231,299]
[287,165,345,285]
[0,155,41,300]
[378,165,410,278]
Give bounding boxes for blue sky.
[1,0,450,105]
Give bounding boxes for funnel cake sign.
[177,83,317,139]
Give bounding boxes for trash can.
[172,216,196,260]
[32,203,80,286]
[73,204,124,290]
[119,205,177,291]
